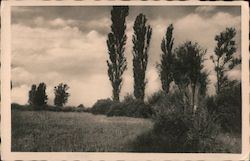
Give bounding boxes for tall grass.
[11,110,153,152]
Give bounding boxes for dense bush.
[12,103,33,111]
[133,107,221,152]
[91,98,114,115]
[107,98,153,118]
[148,91,186,117]
[206,82,241,134]
[133,91,222,152]
[146,91,165,107]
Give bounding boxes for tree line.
[106,6,240,113]
[28,83,70,107]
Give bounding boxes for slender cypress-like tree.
[210,27,240,94]
[132,13,152,100]
[106,6,129,101]
[34,82,48,106]
[158,24,174,94]
[28,84,36,105]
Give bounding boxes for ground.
[11,110,241,152]
[11,110,153,152]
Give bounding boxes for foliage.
[132,13,152,100]
[133,107,222,152]
[106,6,129,101]
[107,97,154,118]
[173,41,208,113]
[29,82,48,109]
[146,91,165,107]
[54,83,70,107]
[158,24,175,94]
[206,81,241,134]
[91,98,114,115]
[28,84,36,105]
[211,27,240,94]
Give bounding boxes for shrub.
[146,91,164,106]
[11,103,33,111]
[44,105,61,112]
[107,97,154,118]
[206,82,241,134]
[133,103,222,152]
[61,106,74,112]
[150,91,186,118]
[75,104,86,112]
[91,98,114,115]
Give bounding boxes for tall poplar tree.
[132,13,152,100]
[158,24,174,94]
[106,6,129,101]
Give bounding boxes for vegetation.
[132,13,152,100]
[211,27,241,94]
[106,6,129,101]
[173,41,208,113]
[206,81,241,134]
[12,5,241,153]
[12,110,153,152]
[158,24,175,94]
[28,82,48,109]
[54,83,70,107]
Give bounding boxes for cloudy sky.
[11,5,241,107]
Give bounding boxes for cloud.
[11,6,242,106]
[195,6,217,14]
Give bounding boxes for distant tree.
[173,41,208,113]
[210,27,241,94]
[132,13,152,100]
[106,6,129,101]
[54,83,70,107]
[34,82,48,106]
[28,84,36,105]
[158,24,175,94]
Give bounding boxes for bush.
[44,105,61,112]
[75,104,86,112]
[133,108,221,152]
[147,91,164,106]
[11,103,33,111]
[150,91,186,118]
[206,82,241,134]
[61,106,75,112]
[107,97,154,118]
[91,98,114,115]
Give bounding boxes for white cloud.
[195,6,217,14]
[11,9,242,106]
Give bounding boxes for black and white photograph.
[1,1,249,160]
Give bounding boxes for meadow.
[11,109,153,152]
[11,109,241,153]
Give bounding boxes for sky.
[11,6,241,107]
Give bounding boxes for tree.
[210,27,241,94]
[54,83,70,107]
[106,6,129,101]
[28,84,36,105]
[34,82,48,106]
[173,41,208,113]
[158,24,175,94]
[132,13,152,100]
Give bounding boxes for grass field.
[11,110,153,152]
[11,109,241,153]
